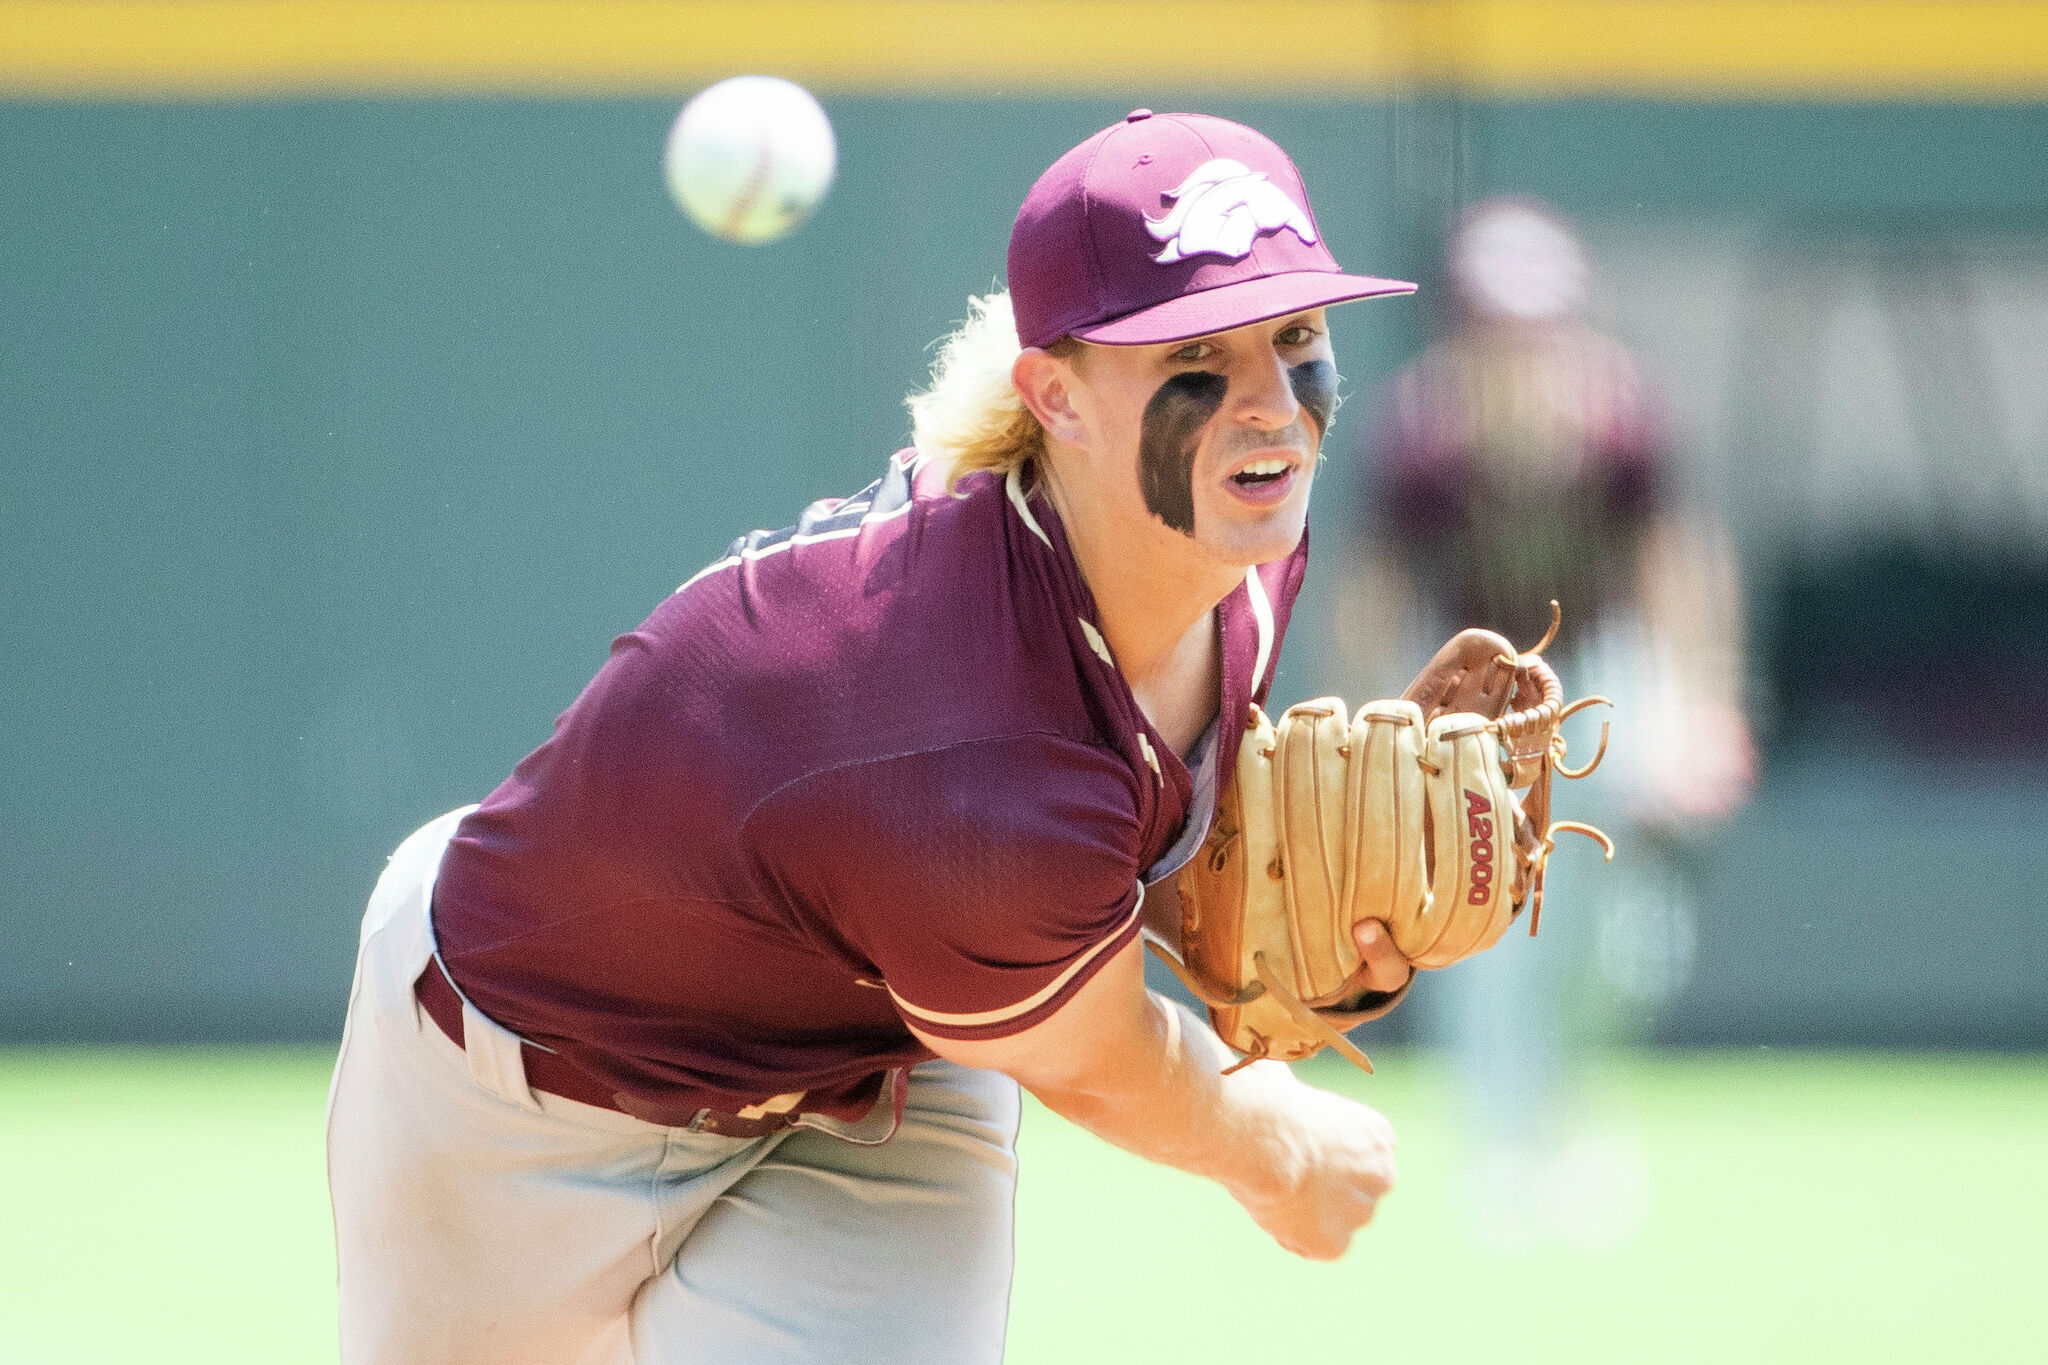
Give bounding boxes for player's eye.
[1275,324,1322,347]
[1168,341,1217,364]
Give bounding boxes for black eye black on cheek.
[1137,371,1228,536]
[1288,360,1338,441]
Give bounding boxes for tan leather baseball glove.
[1148,606,1613,1074]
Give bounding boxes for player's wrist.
[1210,1060,1322,1200]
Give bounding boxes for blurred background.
[3,2,2045,1361]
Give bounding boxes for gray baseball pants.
[327,810,1022,1364]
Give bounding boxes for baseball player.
[1340,197,1753,1243]
[328,110,1418,1364]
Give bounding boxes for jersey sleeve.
[742,735,1146,1042]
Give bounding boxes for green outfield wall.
[5,95,2045,1045]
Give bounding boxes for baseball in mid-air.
[663,76,837,245]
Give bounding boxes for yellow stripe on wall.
[0,2,1411,96]
[1422,1,2048,97]
[3,1,2046,100]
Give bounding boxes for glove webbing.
[1485,604,1619,936]
[1502,685,1616,935]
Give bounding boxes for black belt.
[413,957,800,1137]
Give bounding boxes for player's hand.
[1229,1066,1398,1260]
[1350,919,1413,992]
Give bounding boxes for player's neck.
[1039,461,1235,752]
[1123,610,1222,757]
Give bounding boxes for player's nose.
[1229,346,1301,432]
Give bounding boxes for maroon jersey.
[1366,325,1664,645]
[432,451,1306,1126]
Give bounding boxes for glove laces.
[1491,602,1617,936]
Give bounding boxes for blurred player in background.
[1337,197,1755,1249]
[328,111,1418,1364]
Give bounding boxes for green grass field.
[1,1047,2041,1363]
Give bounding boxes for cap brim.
[1071,271,1416,346]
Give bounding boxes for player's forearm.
[1020,992,1310,1202]
[1636,515,1747,704]
[909,940,1334,1211]
[910,938,1395,1259]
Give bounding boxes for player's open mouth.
[1231,458,1293,487]
[1224,455,1301,506]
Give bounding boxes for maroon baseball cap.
[1008,110,1415,349]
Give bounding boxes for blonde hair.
[907,291,1074,490]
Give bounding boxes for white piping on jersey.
[674,501,916,595]
[1005,465,1053,548]
[1077,618,1115,668]
[1245,565,1275,699]
[1136,732,1163,787]
[734,1090,806,1120]
[887,883,1145,1030]
[1073,587,1165,791]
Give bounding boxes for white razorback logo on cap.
[1145,159,1318,265]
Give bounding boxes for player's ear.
[1013,347,1088,447]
